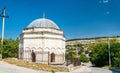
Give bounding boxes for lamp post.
[0,8,9,58]
[108,37,111,67]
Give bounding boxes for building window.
[51,52,55,62]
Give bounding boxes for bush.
[90,39,120,67]
[80,54,89,63]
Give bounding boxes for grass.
[102,65,120,69]
[102,66,110,69]
[1,58,69,72]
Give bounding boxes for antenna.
[0,7,9,58]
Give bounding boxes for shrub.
[80,54,89,63]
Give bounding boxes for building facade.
[19,17,66,65]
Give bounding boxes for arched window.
[56,48,61,54]
[25,47,30,50]
[45,47,50,52]
[31,47,36,51]
[51,52,55,62]
[38,47,43,51]
[51,48,55,53]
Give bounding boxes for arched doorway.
[31,50,36,62]
[51,52,55,62]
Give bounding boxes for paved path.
[57,66,112,73]
[0,61,113,73]
[91,67,112,73]
[0,61,50,73]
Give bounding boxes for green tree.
[110,41,120,67]
[90,42,108,67]
[1,38,19,58]
[90,38,120,67]
[66,44,89,64]
[66,48,77,63]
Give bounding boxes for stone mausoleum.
[19,17,66,65]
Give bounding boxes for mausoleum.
[19,16,66,65]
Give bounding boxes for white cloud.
[99,0,109,3]
[106,11,110,14]
[105,11,110,15]
[103,0,109,3]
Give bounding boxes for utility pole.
[108,37,111,67]
[0,8,9,58]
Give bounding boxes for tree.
[90,38,120,67]
[90,42,108,67]
[0,38,19,58]
[66,48,77,63]
[66,44,89,64]
[110,41,120,67]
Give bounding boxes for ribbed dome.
[28,18,59,29]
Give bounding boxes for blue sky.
[0,0,120,40]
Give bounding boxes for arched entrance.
[31,50,36,62]
[51,52,55,62]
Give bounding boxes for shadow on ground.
[110,68,120,73]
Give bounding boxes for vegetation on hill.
[80,54,89,62]
[66,38,120,68]
[66,44,90,64]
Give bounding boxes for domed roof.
[28,18,59,29]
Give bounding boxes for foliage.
[80,54,89,63]
[90,39,120,67]
[51,70,55,73]
[66,48,77,63]
[110,41,120,67]
[66,44,90,64]
[90,42,108,67]
[77,44,84,55]
[0,38,19,58]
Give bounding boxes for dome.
[28,18,59,29]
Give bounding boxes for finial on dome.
[43,12,45,18]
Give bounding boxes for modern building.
[19,17,66,65]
